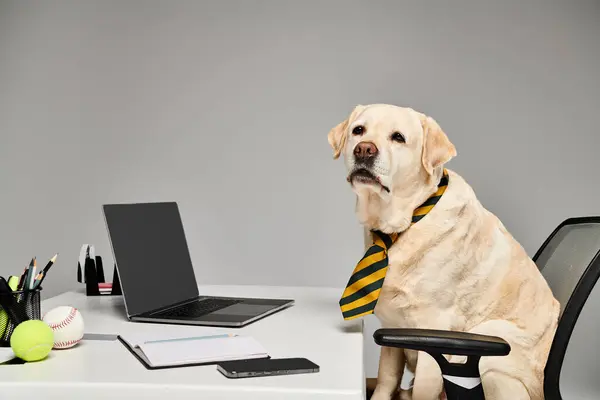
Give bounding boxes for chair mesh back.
[559,273,600,398]
[532,220,600,398]
[534,222,600,317]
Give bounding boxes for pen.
[143,334,236,345]
[28,257,37,291]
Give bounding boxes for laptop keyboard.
[153,298,243,318]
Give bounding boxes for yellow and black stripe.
[339,169,449,320]
[412,171,449,224]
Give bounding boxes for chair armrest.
[373,328,510,357]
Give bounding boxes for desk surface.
[0,285,364,400]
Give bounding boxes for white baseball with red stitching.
[42,306,84,349]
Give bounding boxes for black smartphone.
[217,357,319,379]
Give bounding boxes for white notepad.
[0,348,16,364]
[118,333,269,369]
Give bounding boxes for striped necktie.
[339,169,449,320]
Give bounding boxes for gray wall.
[1,0,599,378]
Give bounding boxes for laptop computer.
[102,201,294,327]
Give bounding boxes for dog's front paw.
[371,393,392,400]
[370,387,397,400]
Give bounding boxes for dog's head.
[328,104,456,232]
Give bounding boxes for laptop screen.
[102,202,200,317]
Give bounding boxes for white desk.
[0,285,365,400]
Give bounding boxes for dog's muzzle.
[347,168,390,193]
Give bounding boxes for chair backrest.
[532,217,600,399]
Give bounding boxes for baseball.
[42,306,84,349]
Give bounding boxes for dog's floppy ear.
[328,105,366,159]
[328,120,348,160]
[420,115,456,175]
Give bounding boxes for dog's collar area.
[373,168,449,233]
[411,169,449,224]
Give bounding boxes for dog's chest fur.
[371,207,505,331]
[373,239,464,331]
[371,224,482,371]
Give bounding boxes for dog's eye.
[391,132,405,143]
[352,125,365,135]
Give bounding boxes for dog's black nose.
[354,142,378,160]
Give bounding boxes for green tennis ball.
[0,309,8,338]
[10,320,54,362]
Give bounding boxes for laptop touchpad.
[212,303,275,316]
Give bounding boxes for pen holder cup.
[0,289,42,347]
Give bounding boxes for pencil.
[20,258,35,291]
[42,253,58,274]
[35,253,59,288]
[16,265,28,290]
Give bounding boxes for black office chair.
[373,216,600,399]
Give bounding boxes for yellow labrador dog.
[328,104,559,400]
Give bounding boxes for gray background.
[1,0,599,378]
